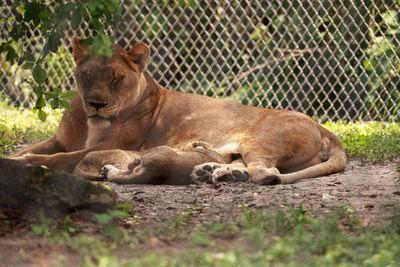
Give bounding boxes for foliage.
[94,210,128,241]
[1,1,399,122]
[128,0,400,121]
[325,121,400,163]
[0,0,122,120]
[0,101,61,156]
[30,210,56,238]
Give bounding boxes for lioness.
[10,37,346,185]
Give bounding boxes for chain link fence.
[1,0,400,121]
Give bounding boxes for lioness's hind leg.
[247,165,282,185]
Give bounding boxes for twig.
[231,47,320,82]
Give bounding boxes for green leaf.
[60,90,77,100]
[189,0,197,8]
[71,9,82,29]
[38,10,51,20]
[94,214,112,224]
[60,99,72,112]
[61,3,76,13]
[90,17,103,31]
[40,20,51,33]
[33,65,46,84]
[46,34,60,53]
[22,61,34,70]
[35,95,45,109]
[24,2,41,26]
[110,210,128,219]
[50,98,59,109]
[33,86,42,97]
[103,224,121,241]
[54,87,62,96]
[44,91,58,99]
[38,109,47,122]
[92,34,114,57]
[5,46,17,63]
[31,224,43,236]
[24,52,35,62]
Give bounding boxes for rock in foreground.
[0,159,115,216]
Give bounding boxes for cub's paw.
[190,162,221,184]
[101,164,120,179]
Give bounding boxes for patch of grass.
[94,210,129,241]
[0,103,61,156]
[18,203,400,266]
[325,121,400,163]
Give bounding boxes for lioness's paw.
[254,174,282,185]
[191,163,250,184]
[190,163,221,184]
[212,166,249,183]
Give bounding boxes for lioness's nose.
[88,101,108,110]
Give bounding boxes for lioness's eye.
[112,76,125,86]
[81,72,92,86]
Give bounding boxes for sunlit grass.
[325,121,400,163]
[0,103,61,156]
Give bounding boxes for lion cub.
[100,142,231,185]
[102,142,231,185]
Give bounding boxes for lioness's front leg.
[15,143,113,173]
[9,136,65,158]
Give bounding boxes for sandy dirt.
[109,160,400,227]
[1,160,399,266]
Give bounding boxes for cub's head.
[72,37,150,121]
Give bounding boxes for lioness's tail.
[279,134,347,184]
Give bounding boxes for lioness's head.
[72,37,150,121]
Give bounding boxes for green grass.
[0,103,61,156]
[325,121,400,163]
[27,202,400,266]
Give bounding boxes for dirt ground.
[109,160,400,227]
[1,160,399,266]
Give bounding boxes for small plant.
[190,226,215,247]
[117,202,136,214]
[59,216,81,235]
[30,211,56,237]
[94,210,128,241]
[396,165,400,184]
[206,220,239,239]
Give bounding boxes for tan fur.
[10,37,346,185]
[96,142,228,184]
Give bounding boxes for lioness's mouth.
[88,114,111,122]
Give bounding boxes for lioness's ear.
[125,42,150,72]
[72,37,89,65]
